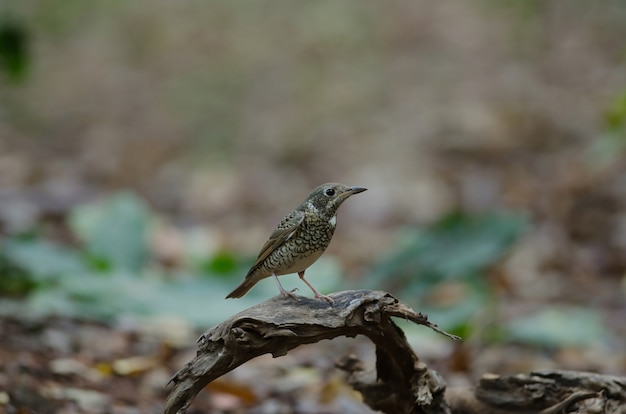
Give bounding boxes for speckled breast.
[262,217,336,276]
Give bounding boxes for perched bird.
[225,183,367,304]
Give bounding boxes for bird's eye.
[324,188,336,197]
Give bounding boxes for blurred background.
[1,1,625,413]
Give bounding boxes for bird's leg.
[298,271,334,305]
[273,273,299,299]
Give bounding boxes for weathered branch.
[163,289,459,414]
[446,370,626,413]
[163,290,626,414]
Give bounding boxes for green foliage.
[590,90,626,165]
[504,307,608,348]
[368,211,527,291]
[604,91,626,132]
[25,271,154,320]
[0,253,35,295]
[0,191,262,326]
[198,250,243,278]
[0,238,86,288]
[0,17,30,82]
[69,192,151,272]
[366,211,528,334]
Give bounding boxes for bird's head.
[302,183,367,218]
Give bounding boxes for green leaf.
[505,307,607,348]
[69,192,152,272]
[6,270,259,327]
[22,271,159,320]
[604,91,626,132]
[0,253,35,295]
[364,210,527,334]
[367,211,527,295]
[421,280,492,336]
[0,18,30,82]
[1,238,86,284]
[198,250,243,278]
[142,277,257,327]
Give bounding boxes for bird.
[225,182,367,304]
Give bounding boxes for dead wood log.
[163,289,460,414]
[446,370,626,414]
[163,289,626,414]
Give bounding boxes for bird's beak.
[343,186,367,196]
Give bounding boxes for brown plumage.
[225,183,367,303]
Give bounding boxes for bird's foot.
[298,271,334,306]
[274,273,299,300]
[314,293,335,306]
[279,287,299,300]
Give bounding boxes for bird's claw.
[279,288,299,300]
[315,293,335,306]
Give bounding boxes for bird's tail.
[225,276,258,299]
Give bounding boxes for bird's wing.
[247,210,305,274]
